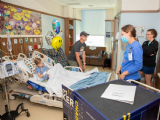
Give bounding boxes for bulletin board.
[135,26,145,37]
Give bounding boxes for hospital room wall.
[120,12,160,64]
[1,0,64,17]
[41,14,65,51]
[105,21,112,56]
[73,20,81,43]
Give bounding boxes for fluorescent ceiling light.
[88,5,93,7]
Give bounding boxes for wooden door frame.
[64,18,69,57]
[111,19,116,70]
[155,43,160,89]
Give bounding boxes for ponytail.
[135,38,139,42]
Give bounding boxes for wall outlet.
[2,42,6,46]
[38,45,41,49]
[19,39,23,43]
[28,46,33,51]
[14,39,18,44]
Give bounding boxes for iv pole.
[0,11,30,120]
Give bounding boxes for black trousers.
[131,79,140,86]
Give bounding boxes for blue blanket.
[70,72,110,90]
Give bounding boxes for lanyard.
[129,46,132,53]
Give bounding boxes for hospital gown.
[35,66,49,81]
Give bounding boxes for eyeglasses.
[146,34,152,36]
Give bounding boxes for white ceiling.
[51,0,117,9]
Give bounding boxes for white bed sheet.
[46,63,98,97]
[17,60,99,97]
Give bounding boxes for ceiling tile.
[98,4,112,7]
[93,0,112,7]
[71,5,85,8]
[108,0,117,7]
[52,0,116,8]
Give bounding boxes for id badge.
[128,52,132,61]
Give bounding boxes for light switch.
[14,39,18,44]
[38,45,41,49]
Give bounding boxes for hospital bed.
[2,51,112,108]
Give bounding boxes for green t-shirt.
[148,42,151,46]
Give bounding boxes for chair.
[42,48,69,67]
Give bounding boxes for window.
[81,9,105,36]
[85,36,104,47]
[76,35,105,47]
[81,9,105,47]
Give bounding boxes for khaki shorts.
[68,60,83,67]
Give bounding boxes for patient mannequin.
[34,58,50,81]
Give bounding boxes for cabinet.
[69,19,74,52]
[64,18,74,57]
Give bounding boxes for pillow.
[24,54,44,74]
[24,58,36,73]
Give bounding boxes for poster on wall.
[106,32,110,38]
[0,4,42,35]
[135,26,145,37]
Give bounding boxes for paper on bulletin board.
[106,32,110,38]
[135,26,145,37]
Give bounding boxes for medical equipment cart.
[63,79,160,120]
[0,52,30,120]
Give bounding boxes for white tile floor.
[0,65,115,120]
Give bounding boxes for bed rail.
[2,53,27,61]
[32,51,55,66]
[106,73,112,82]
[127,80,160,93]
[17,53,27,61]
[15,66,29,83]
[32,51,83,72]
[115,74,160,93]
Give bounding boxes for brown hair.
[34,58,41,65]
[121,24,139,42]
[147,29,157,38]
